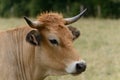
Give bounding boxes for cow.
[0,9,87,80]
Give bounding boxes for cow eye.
[49,39,58,45]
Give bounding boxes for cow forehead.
[41,24,73,42]
[37,12,73,40]
[37,12,65,25]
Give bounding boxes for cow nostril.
[76,63,86,73]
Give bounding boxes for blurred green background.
[0,0,120,18]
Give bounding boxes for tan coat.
[0,12,86,80]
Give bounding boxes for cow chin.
[47,69,68,76]
[65,60,86,75]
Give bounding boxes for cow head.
[24,9,87,76]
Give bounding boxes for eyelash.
[49,39,58,45]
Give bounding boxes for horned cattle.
[0,9,87,80]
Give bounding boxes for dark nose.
[76,62,86,73]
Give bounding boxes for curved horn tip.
[83,8,87,12]
[23,16,27,20]
[80,8,87,14]
[65,8,87,25]
[24,16,30,22]
[24,16,42,28]
[24,16,33,27]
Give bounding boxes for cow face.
[25,9,87,75]
[26,26,80,46]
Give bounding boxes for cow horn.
[65,8,87,25]
[24,16,42,28]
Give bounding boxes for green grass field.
[0,18,120,80]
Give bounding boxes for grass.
[0,18,120,80]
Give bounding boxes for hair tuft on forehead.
[36,12,65,24]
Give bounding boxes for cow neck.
[7,27,36,80]
[33,47,48,80]
[6,27,48,80]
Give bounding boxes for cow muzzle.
[65,60,86,75]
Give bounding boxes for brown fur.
[37,12,65,25]
[0,12,83,80]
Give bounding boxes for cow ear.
[68,25,80,40]
[26,30,41,46]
